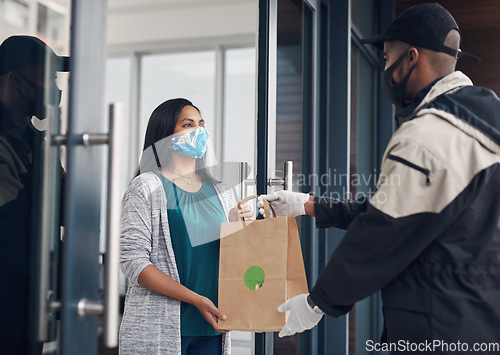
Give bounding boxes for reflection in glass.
[1,1,70,353]
[351,0,376,37]
[350,44,377,355]
[0,34,69,354]
[1,0,29,28]
[37,3,66,52]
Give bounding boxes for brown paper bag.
[218,195,308,332]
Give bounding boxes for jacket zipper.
[387,154,431,186]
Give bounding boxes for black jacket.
[309,72,500,353]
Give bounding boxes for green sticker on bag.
[244,266,265,290]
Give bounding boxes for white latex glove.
[258,191,310,217]
[278,294,323,338]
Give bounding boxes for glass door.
[61,1,113,354]
[0,1,71,354]
[256,0,317,353]
[0,1,116,354]
[105,1,259,354]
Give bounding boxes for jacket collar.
[396,71,473,127]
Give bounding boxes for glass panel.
[350,47,375,197]
[275,0,302,184]
[37,2,66,50]
[222,46,256,354]
[108,2,258,354]
[1,0,29,28]
[105,56,131,198]
[139,51,216,155]
[274,0,303,352]
[104,56,131,300]
[351,0,376,37]
[350,45,378,355]
[223,47,257,199]
[0,2,70,354]
[105,57,130,119]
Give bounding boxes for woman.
[119,98,252,355]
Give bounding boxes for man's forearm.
[311,195,370,230]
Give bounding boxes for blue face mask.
[171,126,209,159]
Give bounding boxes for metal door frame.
[256,0,320,354]
[60,1,108,354]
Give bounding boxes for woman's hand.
[193,295,230,333]
[228,202,254,222]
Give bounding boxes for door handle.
[269,161,293,191]
[102,102,124,348]
[239,161,250,199]
[77,103,124,348]
[238,161,293,201]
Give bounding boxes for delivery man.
[258,3,500,352]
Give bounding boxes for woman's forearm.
[137,264,201,306]
[138,264,228,331]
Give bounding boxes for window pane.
[1,0,29,28]
[350,46,375,197]
[140,51,215,153]
[106,57,131,121]
[351,0,376,37]
[223,47,256,197]
[274,0,303,352]
[105,57,131,194]
[350,45,378,355]
[104,57,131,296]
[37,3,66,50]
[276,0,303,186]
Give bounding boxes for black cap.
[360,3,480,63]
[0,35,70,76]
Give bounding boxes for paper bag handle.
[237,194,276,221]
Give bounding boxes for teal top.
[154,172,226,336]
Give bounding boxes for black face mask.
[17,73,62,120]
[381,50,417,108]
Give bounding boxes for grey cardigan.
[119,172,235,354]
